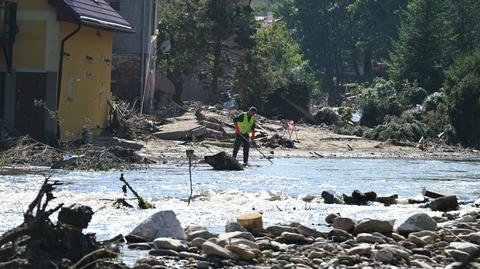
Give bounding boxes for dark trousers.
[233,133,250,164]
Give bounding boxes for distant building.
[0,0,132,143]
[106,0,158,113]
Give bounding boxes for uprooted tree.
[0,178,118,269]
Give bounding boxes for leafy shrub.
[444,49,480,148]
[365,117,427,142]
[314,107,340,125]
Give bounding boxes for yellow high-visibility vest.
[239,112,254,134]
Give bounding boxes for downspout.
[56,22,82,140]
[139,0,146,113]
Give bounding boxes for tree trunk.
[363,46,373,82]
[210,40,222,104]
[167,72,184,105]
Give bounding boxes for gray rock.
[468,232,480,244]
[128,243,153,250]
[327,229,353,242]
[291,223,324,238]
[333,217,355,232]
[449,242,479,256]
[196,261,210,269]
[307,250,327,259]
[130,210,186,241]
[354,219,393,234]
[411,260,434,269]
[322,191,343,204]
[201,241,238,260]
[225,222,247,233]
[347,244,372,256]
[280,232,308,244]
[408,234,427,247]
[394,213,437,235]
[356,233,386,244]
[178,251,207,261]
[325,213,341,224]
[225,244,256,261]
[187,229,216,241]
[372,249,394,263]
[153,238,188,251]
[217,231,254,246]
[429,196,459,212]
[190,237,207,248]
[266,225,295,237]
[149,249,180,257]
[229,238,260,249]
[446,249,470,263]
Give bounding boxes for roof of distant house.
[49,0,133,32]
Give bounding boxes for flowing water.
[1,158,480,242]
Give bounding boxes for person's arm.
[233,114,242,134]
[250,122,256,141]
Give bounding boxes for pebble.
[356,233,386,244]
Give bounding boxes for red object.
[372,63,386,72]
[235,123,240,134]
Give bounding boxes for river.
[1,157,479,242]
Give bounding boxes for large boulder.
[204,152,243,171]
[333,217,356,233]
[428,196,459,212]
[321,191,343,204]
[58,204,94,230]
[129,210,186,241]
[354,219,393,235]
[394,213,437,235]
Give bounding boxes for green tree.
[388,0,445,92]
[444,49,480,148]
[233,22,316,120]
[201,0,255,104]
[157,0,205,104]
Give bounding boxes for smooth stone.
[468,232,480,244]
[325,213,341,224]
[408,234,427,247]
[291,223,324,238]
[187,230,216,241]
[178,251,206,261]
[429,196,459,212]
[412,248,432,257]
[327,229,353,242]
[333,217,355,232]
[266,225,296,237]
[201,241,238,260]
[411,260,435,269]
[225,222,247,233]
[372,249,394,263]
[229,238,260,249]
[289,257,309,264]
[128,243,153,250]
[394,213,437,235]
[347,244,372,256]
[218,231,255,243]
[307,250,327,259]
[130,210,186,241]
[196,261,210,269]
[256,239,273,250]
[153,238,188,251]
[356,233,386,244]
[446,249,470,262]
[322,191,343,204]
[391,233,407,241]
[338,255,359,266]
[411,254,434,263]
[271,241,289,251]
[191,237,207,248]
[225,244,256,261]
[280,232,308,244]
[149,249,179,257]
[354,219,393,234]
[449,242,479,256]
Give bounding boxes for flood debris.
[119,173,153,209]
[0,178,119,269]
[0,136,63,166]
[204,152,243,171]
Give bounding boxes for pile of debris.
[0,178,120,269]
[109,99,166,140]
[51,145,154,171]
[0,136,63,166]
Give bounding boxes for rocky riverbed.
[118,208,480,269]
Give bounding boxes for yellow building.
[0,0,132,143]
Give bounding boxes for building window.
[106,0,120,11]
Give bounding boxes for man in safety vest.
[233,107,257,165]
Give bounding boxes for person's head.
[248,107,257,117]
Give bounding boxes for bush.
[365,117,427,142]
[358,79,406,127]
[444,49,480,148]
[314,107,340,125]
